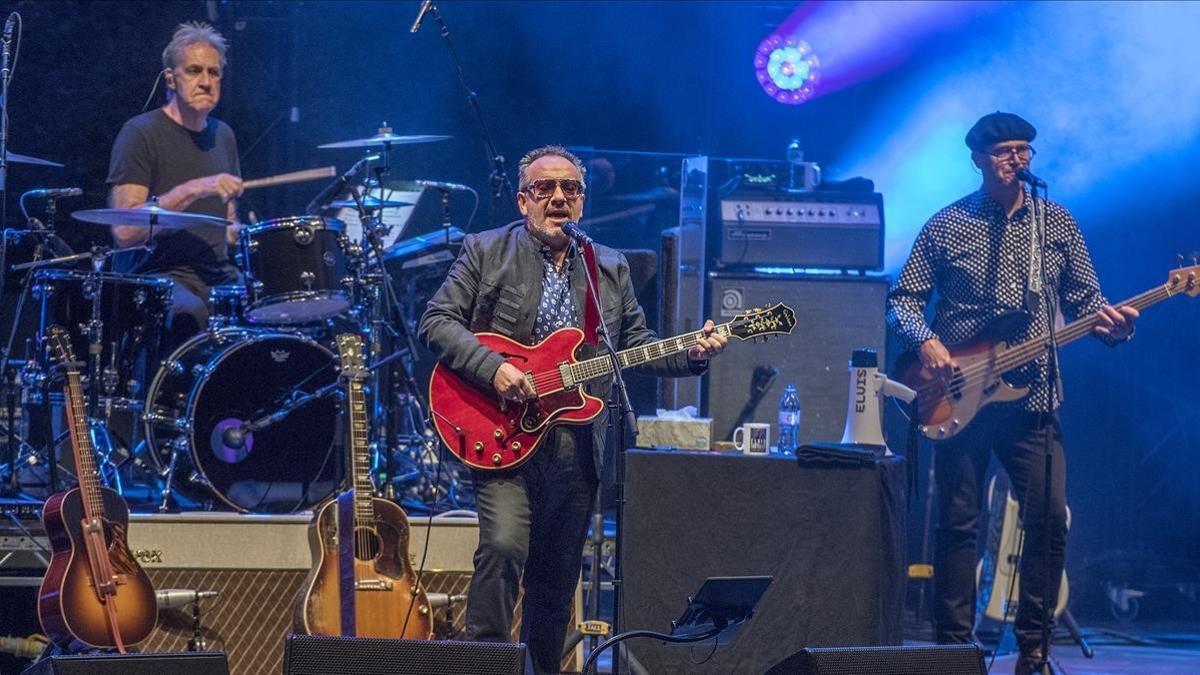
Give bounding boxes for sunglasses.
[524,178,585,200]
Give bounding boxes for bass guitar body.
[294,493,434,638]
[38,486,158,648]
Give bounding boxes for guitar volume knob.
[493,428,504,440]
[473,441,485,453]
[511,441,522,453]
[491,453,503,466]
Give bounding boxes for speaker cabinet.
[22,651,229,675]
[283,633,525,675]
[706,273,890,443]
[765,644,986,675]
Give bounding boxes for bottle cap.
[850,348,878,368]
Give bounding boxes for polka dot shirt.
[886,187,1118,412]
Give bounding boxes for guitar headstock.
[728,302,797,341]
[1166,260,1200,298]
[44,325,79,369]
[335,333,367,379]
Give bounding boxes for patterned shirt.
[532,246,579,342]
[886,187,1116,412]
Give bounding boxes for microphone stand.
[1030,178,1059,673]
[575,236,637,675]
[423,3,515,226]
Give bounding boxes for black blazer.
[418,221,703,474]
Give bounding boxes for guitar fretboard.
[348,377,374,525]
[566,323,733,386]
[63,371,104,521]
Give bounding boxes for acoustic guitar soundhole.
[353,527,382,561]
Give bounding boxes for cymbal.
[329,196,414,209]
[5,151,64,168]
[318,131,451,150]
[71,203,230,229]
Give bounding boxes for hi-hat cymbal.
[71,203,230,229]
[5,151,64,168]
[329,196,414,209]
[318,128,451,150]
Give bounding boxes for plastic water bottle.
[777,384,801,454]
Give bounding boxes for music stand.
[582,575,773,674]
[668,575,774,646]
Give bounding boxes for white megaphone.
[839,348,917,454]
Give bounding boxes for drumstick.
[242,166,337,190]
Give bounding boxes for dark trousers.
[161,265,238,349]
[933,407,1067,651]
[466,425,598,675]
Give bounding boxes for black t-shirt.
[106,109,239,281]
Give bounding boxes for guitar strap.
[580,240,601,347]
[336,490,356,636]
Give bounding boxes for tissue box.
[637,415,713,451]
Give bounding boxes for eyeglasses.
[524,178,585,200]
[983,144,1036,161]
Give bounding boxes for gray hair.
[517,145,587,191]
[161,21,229,70]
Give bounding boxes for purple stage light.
[754,34,820,105]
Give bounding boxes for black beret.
[965,112,1037,152]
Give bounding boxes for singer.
[886,111,1138,675]
[419,145,725,673]
[106,22,243,347]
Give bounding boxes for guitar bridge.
[355,579,394,591]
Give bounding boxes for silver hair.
[517,145,587,191]
[161,21,229,70]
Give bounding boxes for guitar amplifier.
[719,190,884,270]
[21,651,230,675]
[124,512,582,675]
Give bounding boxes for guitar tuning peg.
[1179,254,1186,268]
[1191,251,1199,266]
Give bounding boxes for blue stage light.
[754,34,820,105]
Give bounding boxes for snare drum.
[238,216,352,324]
[33,269,173,408]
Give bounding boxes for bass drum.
[143,329,342,513]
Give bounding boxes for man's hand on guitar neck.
[1093,304,1138,342]
[919,337,958,389]
[493,362,536,403]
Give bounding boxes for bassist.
[419,145,725,674]
[886,112,1137,675]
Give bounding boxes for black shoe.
[1014,647,1053,675]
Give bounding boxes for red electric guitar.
[429,303,796,470]
[894,263,1199,440]
[38,325,157,650]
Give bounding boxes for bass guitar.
[38,325,157,650]
[894,263,1199,440]
[294,333,434,638]
[430,302,797,471]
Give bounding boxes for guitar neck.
[346,376,374,527]
[62,370,104,522]
[567,322,734,386]
[1000,281,1178,371]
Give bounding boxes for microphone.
[425,592,468,609]
[561,221,592,245]
[23,187,83,199]
[410,0,434,33]
[1015,167,1047,188]
[416,179,471,192]
[304,156,372,215]
[156,588,219,610]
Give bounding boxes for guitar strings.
[911,284,1170,406]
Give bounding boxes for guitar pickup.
[559,362,575,388]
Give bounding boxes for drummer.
[106,21,243,345]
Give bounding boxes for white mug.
[733,423,771,455]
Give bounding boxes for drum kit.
[0,127,471,514]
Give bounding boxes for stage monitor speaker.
[705,273,890,443]
[283,633,525,675]
[22,651,229,675]
[765,643,986,674]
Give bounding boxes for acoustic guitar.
[294,333,434,638]
[38,325,157,650]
